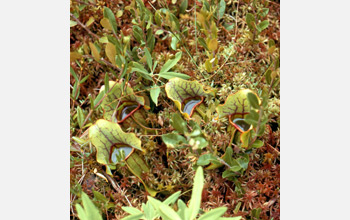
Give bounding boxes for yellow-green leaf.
[85,16,95,27]
[165,78,214,119]
[204,59,212,73]
[89,42,100,61]
[208,38,218,51]
[247,92,260,109]
[89,119,157,196]
[216,89,260,119]
[240,129,252,148]
[70,20,77,27]
[162,133,188,148]
[100,18,113,31]
[105,42,117,65]
[252,139,264,148]
[159,52,182,74]
[77,106,84,128]
[268,45,276,55]
[116,10,123,18]
[196,12,205,27]
[126,153,158,197]
[88,119,144,167]
[150,86,160,106]
[70,52,82,62]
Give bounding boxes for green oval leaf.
[197,154,218,166]
[162,133,188,148]
[218,0,226,20]
[170,112,188,134]
[155,29,164,35]
[247,92,260,109]
[76,106,84,128]
[104,7,118,35]
[260,8,269,17]
[144,48,152,71]
[70,66,78,82]
[222,146,234,166]
[170,35,179,50]
[160,52,182,74]
[251,139,264,148]
[180,0,188,14]
[257,20,269,32]
[198,38,209,51]
[245,13,255,30]
[150,86,161,106]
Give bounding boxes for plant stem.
[248,105,264,147]
[217,157,231,168]
[234,1,239,37]
[170,30,199,69]
[194,1,198,56]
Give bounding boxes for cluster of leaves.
[246,6,269,41]
[121,167,242,220]
[70,0,280,219]
[162,112,209,150]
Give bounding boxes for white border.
[282,0,350,219]
[1,0,69,219]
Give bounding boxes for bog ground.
[70,0,280,219]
